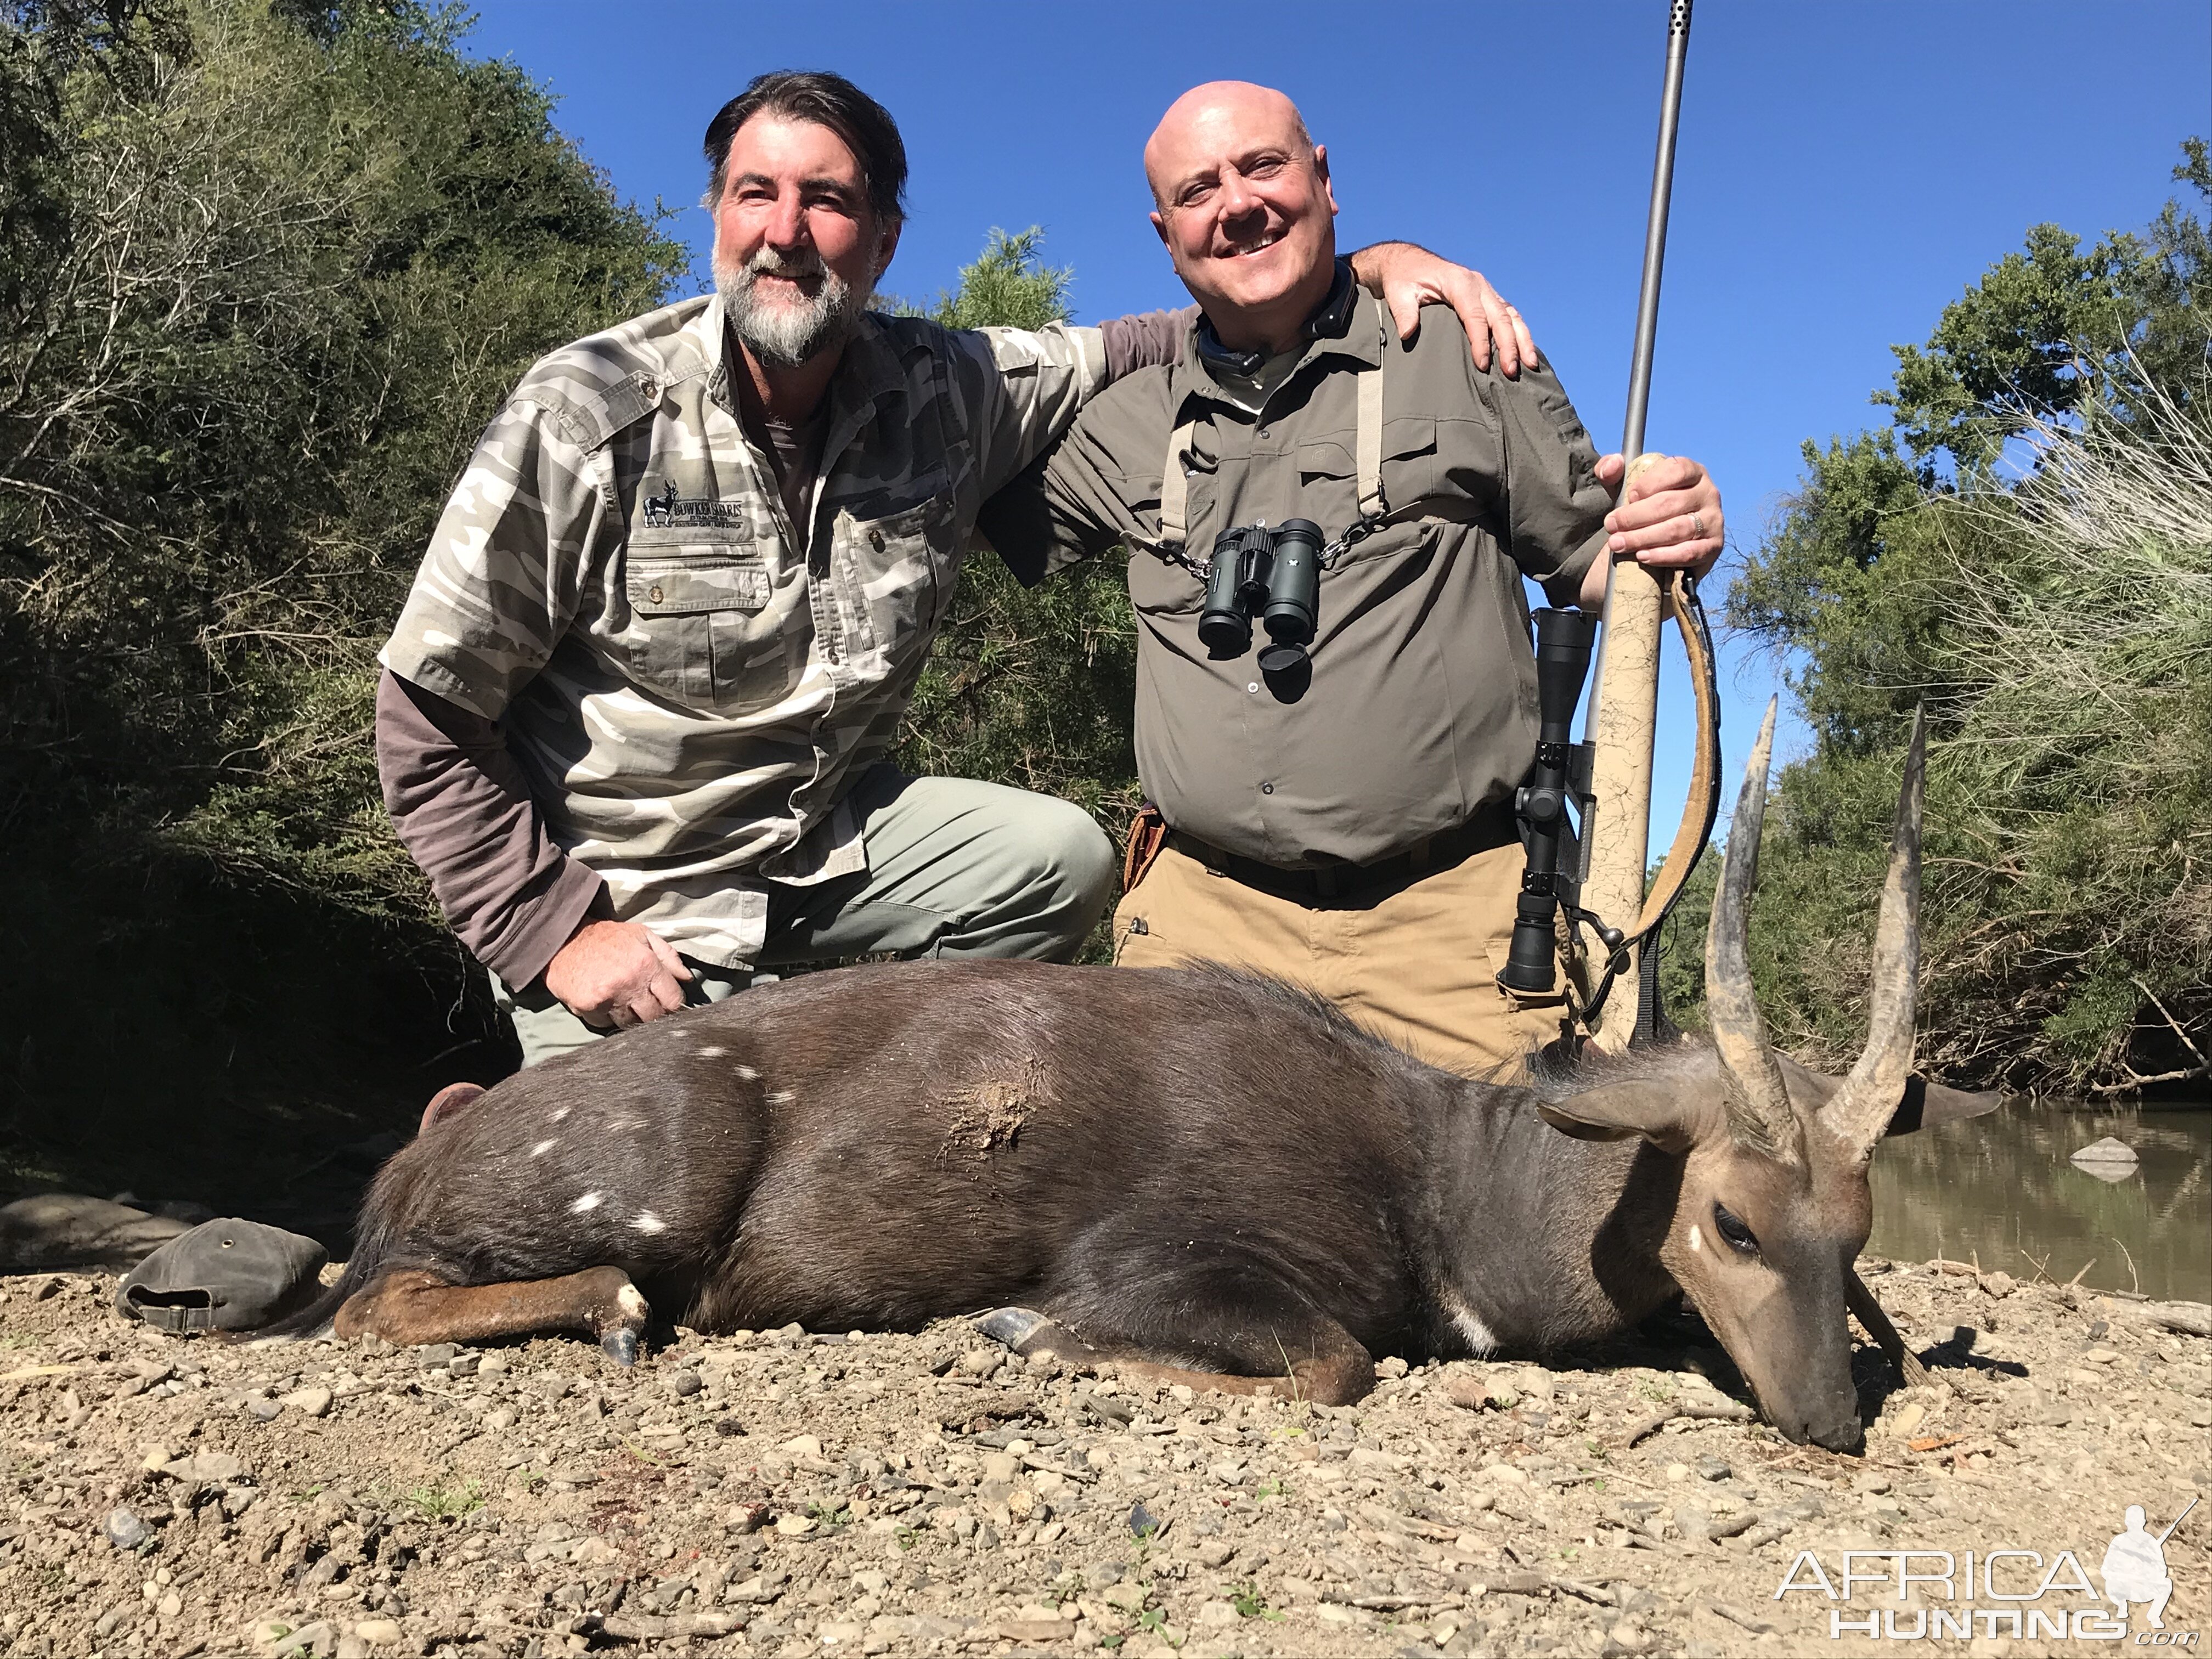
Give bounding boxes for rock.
[1103,1581,1148,1614]
[164,1450,247,1483]
[0,1193,191,1271]
[818,1622,866,1644]
[1982,1271,2017,1297]
[1889,1402,1927,1438]
[667,1369,703,1397]
[334,1640,369,1659]
[351,1618,404,1648]
[2069,1136,2138,1164]
[279,1386,332,1419]
[1695,1455,1731,1481]
[1129,1500,1162,1537]
[980,1451,1020,1483]
[414,1342,459,1368]
[104,1507,151,1549]
[774,1513,816,1538]
[1480,1463,1528,1487]
[779,1434,825,1460]
[2083,1347,2121,1364]
[957,1348,1002,1376]
[277,1621,338,1656]
[1196,1600,1240,1626]
[1195,1538,1236,1568]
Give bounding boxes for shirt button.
[1256,426,1271,439]
[1260,782,1274,795]
[647,584,664,603]
[1247,682,1259,694]
[869,529,885,551]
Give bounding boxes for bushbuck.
[264,706,1993,1452]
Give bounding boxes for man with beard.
[377,71,1538,1068]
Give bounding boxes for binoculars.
[1198,518,1324,672]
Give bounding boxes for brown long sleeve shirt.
[976,288,1612,872]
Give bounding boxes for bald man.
[976,82,1727,1077]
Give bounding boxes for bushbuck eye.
[1712,1202,1760,1257]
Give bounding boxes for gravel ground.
[1,1260,2205,1659]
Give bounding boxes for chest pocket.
[624,549,793,713]
[1295,415,1442,526]
[844,484,961,659]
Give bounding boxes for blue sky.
[461,0,2207,838]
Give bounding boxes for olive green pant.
[498,765,1116,1069]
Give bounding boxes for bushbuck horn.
[1820,704,1928,1160]
[1704,698,1797,1158]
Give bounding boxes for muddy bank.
[0,1261,2205,1658]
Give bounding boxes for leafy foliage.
[0,0,684,1201]
[1720,143,2211,1091]
[896,230,1142,887]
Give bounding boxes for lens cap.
[1256,641,1309,675]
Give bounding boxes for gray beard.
[716,250,873,369]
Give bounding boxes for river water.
[1867,1100,2211,1303]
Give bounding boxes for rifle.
[1500,0,1722,1049]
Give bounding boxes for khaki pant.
[1111,840,1567,1080]
[500,765,1116,1069]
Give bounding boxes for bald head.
[1143,81,1339,356]
[1144,82,1311,208]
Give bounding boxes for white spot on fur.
[1689,1223,1705,1253]
[735,1065,760,1081]
[767,1090,795,1105]
[631,1212,667,1234]
[552,1107,570,1122]
[617,1284,648,1318]
[697,1046,726,1058]
[570,1192,602,1214]
[530,1139,557,1158]
[1440,1289,1499,1357]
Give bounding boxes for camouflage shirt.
[381,292,1107,971]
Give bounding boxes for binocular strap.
[1153,307,1390,564]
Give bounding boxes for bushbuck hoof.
[974,1307,1093,1365]
[975,1307,1049,1350]
[594,1271,650,1367]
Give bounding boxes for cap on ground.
[113,1218,328,1332]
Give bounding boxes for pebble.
[104,1507,150,1549]
[667,1368,704,1397]
[1889,1401,1927,1437]
[279,1385,333,1418]
[956,1348,1001,1376]
[352,1618,404,1648]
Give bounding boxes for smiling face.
[710,114,901,368]
[1144,82,1340,354]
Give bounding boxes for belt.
[1166,804,1518,905]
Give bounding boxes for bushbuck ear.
[1537,1084,1714,1155]
[1883,1074,2007,1137]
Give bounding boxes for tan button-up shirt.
[985,288,1613,871]
[381,292,1105,969]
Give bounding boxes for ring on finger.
[1690,512,1706,539]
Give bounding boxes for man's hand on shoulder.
[1579,453,1725,609]
[544,918,693,1030]
[1348,241,1538,377]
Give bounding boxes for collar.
[1170,263,1385,422]
[698,291,906,429]
[1193,257,1358,377]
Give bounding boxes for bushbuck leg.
[980,1255,1379,1407]
[332,1267,651,1364]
